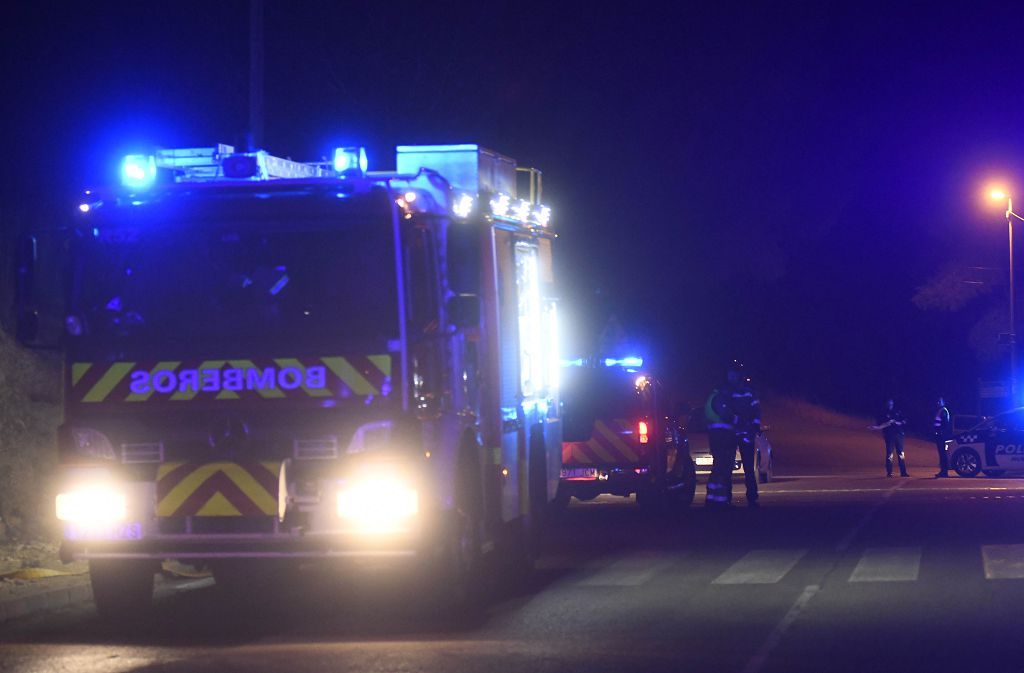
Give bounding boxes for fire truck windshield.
[69,204,398,359]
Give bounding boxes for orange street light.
[988,186,1022,405]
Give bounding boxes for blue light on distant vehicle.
[560,358,585,367]
[333,147,368,175]
[604,356,644,368]
[121,155,156,190]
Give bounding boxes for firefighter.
[933,396,952,478]
[871,398,909,477]
[704,386,736,507]
[726,361,761,507]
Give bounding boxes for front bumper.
[61,529,422,562]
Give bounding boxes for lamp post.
[990,189,1023,406]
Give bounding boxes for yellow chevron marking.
[568,443,592,463]
[71,363,92,387]
[595,420,639,462]
[226,360,286,399]
[195,492,241,516]
[124,361,181,402]
[82,362,136,403]
[322,357,375,395]
[156,462,279,517]
[170,360,227,401]
[216,389,241,400]
[585,438,616,463]
[273,358,330,397]
[367,354,392,378]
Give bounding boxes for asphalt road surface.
[4,471,1024,673]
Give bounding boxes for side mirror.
[447,294,480,329]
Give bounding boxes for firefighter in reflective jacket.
[726,362,761,507]
[705,387,736,507]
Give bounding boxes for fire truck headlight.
[56,487,127,524]
[337,476,418,533]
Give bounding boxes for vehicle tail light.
[638,421,649,444]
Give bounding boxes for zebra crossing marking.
[713,549,807,585]
[577,551,679,587]
[981,544,1024,579]
[848,546,921,582]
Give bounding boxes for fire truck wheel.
[429,439,485,616]
[428,510,483,618]
[89,559,155,621]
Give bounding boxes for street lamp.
[989,188,1024,406]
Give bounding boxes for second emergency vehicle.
[556,358,696,511]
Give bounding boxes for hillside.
[0,329,61,540]
[762,394,939,475]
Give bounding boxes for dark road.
[4,473,1024,673]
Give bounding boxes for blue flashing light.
[560,358,585,368]
[121,155,157,190]
[604,356,644,369]
[333,147,368,175]
[268,274,289,296]
[78,203,90,213]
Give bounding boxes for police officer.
[933,397,952,478]
[873,398,909,477]
[726,361,761,507]
[704,386,736,507]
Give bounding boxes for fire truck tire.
[427,510,483,618]
[427,439,485,616]
[89,559,155,621]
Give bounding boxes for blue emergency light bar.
[333,147,368,175]
[121,155,157,190]
[604,356,644,369]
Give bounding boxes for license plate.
[694,455,714,466]
[64,521,143,541]
[561,467,599,479]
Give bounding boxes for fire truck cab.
[19,142,562,617]
[557,357,696,511]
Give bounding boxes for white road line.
[981,544,1024,579]
[712,549,807,585]
[835,481,905,552]
[742,584,820,673]
[577,552,676,587]
[848,547,921,582]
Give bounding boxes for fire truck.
[557,357,696,511]
[16,142,562,617]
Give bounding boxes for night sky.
[5,1,1024,427]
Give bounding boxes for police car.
[949,407,1024,477]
